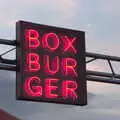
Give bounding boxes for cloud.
[0,70,120,120]
[100,0,120,14]
[28,93,120,120]
[0,0,77,40]
[0,0,76,24]
[0,70,94,119]
[0,0,120,119]
[67,0,120,57]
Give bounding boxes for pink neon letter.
[23,76,42,97]
[61,80,77,99]
[44,78,58,98]
[25,29,40,49]
[61,58,77,77]
[42,33,59,52]
[61,35,76,53]
[44,55,59,75]
[25,53,40,72]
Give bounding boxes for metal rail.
[86,76,120,84]
[0,64,16,71]
[0,39,16,46]
[1,39,120,84]
[86,52,120,62]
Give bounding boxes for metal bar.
[86,70,120,79]
[87,76,120,84]
[0,47,16,56]
[0,64,16,71]
[0,57,16,65]
[86,52,120,62]
[0,39,16,46]
[86,58,96,63]
[108,60,115,77]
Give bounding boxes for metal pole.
[0,39,16,46]
[0,64,16,71]
[86,52,120,62]
[0,57,16,65]
[86,70,120,79]
[87,75,120,84]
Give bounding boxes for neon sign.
[16,21,87,106]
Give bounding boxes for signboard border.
[16,20,87,106]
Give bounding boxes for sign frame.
[16,20,87,106]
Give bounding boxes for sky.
[0,0,120,120]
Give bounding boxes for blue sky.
[0,0,120,119]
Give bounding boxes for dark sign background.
[16,20,87,106]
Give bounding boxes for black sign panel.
[16,20,87,106]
